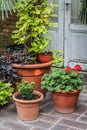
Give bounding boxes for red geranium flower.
[74,65,82,71]
[66,66,72,73]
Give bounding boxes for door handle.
[65,3,72,11]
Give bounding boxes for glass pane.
[71,0,81,23]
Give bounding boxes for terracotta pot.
[13,91,43,121]
[52,90,81,113]
[38,52,53,63]
[12,61,52,96]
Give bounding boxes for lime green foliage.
[16,80,35,100]
[12,0,57,54]
[0,80,13,106]
[53,49,63,67]
[41,67,83,92]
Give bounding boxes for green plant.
[12,0,57,56]
[16,80,35,100]
[41,65,83,92]
[52,49,63,67]
[79,0,87,24]
[0,80,13,106]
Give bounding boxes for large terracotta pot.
[13,91,43,121]
[12,61,52,96]
[52,90,81,113]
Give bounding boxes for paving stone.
[1,120,32,130]
[24,120,53,129]
[0,105,18,121]
[59,118,87,129]
[78,98,87,105]
[68,128,78,130]
[39,114,60,123]
[73,104,87,114]
[40,102,54,113]
[78,115,87,123]
[50,110,80,120]
[50,124,69,130]
[41,93,52,107]
[31,127,46,130]
[0,126,11,130]
[68,128,82,130]
[83,111,87,116]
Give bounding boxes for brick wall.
[0,12,17,51]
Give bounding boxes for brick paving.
[0,74,87,130]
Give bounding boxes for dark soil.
[16,94,40,100]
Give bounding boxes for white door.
[64,0,87,71]
[50,0,87,70]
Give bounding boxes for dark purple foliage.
[0,55,21,84]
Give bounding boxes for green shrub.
[16,80,35,100]
[0,80,13,106]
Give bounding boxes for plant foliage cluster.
[41,65,83,92]
[12,0,57,54]
[16,80,35,100]
[0,80,13,106]
[0,55,21,84]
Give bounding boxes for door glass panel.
[71,0,81,23]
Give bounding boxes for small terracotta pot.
[52,90,81,113]
[13,91,43,121]
[38,52,53,63]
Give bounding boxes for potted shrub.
[13,79,43,121]
[11,0,57,95]
[0,80,13,106]
[41,64,83,113]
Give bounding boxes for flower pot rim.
[38,52,53,55]
[53,89,81,94]
[12,61,52,69]
[13,91,44,103]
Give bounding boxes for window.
[71,0,81,23]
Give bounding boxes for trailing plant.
[16,79,35,100]
[0,80,13,106]
[79,0,87,24]
[12,0,57,61]
[41,65,83,92]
